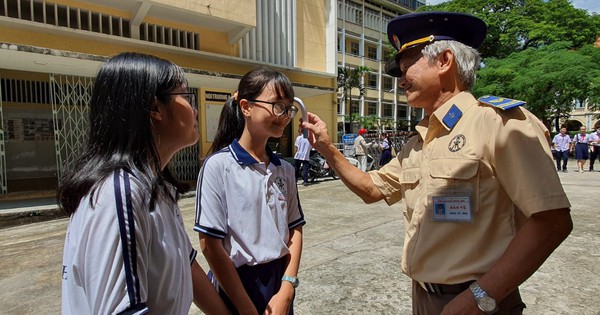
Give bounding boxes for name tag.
[432,195,472,222]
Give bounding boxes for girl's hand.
[263,283,294,315]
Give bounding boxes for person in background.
[301,12,572,315]
[195,66,305,315]
[588,126,600,172]
[571,126,591,173]
[379,132,393,167]
[59,52,228,315]
[552,127,572,172]
[353,128,373,172]
[294,129,312,186]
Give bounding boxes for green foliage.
[418,0,598,59]
[474,42,600,127]
[417,0,600,127]
[337,66,371,132]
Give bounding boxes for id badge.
[432,188,473,222]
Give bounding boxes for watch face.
[479,296,497,312]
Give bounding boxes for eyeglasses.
[248,99,298,118]
[162,92,197,110]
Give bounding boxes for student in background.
[552,127,572,172]
[571,126,591,173]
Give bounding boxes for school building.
[336,0,425,133]
[0,0,343,194]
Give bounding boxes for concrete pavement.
[0,171,599,314]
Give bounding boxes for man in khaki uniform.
[353,128,372,171]
[301,12,572,315]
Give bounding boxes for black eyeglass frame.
[162,92,197,110]
[248,99,298,118]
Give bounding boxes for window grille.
[0,0,131,38]
[139,22,199,51]
[0,78,51,105]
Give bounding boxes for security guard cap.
[385,12,487,77]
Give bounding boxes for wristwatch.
[469,282,498,314]
[281,275,300,288]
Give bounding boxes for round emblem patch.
[448,134,466,152]
[275,177,287,195]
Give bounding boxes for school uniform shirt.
[294,135,312,161]
[573,133,591,144]
[194,139,305,268]
[62,169,196,315]
[369,91,571,285]
[552,133,571,152]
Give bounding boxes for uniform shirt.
[294,135,312,161]
[573,133,591,144]
[62,169,196,315]
[552,133,571,151]
[590,131,600,146]
[354,135,370,156]
[369,92,571,284]
[195,139,306,268]
[381,138,390,150]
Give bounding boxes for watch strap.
[281,275,299,288]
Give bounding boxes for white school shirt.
[62,169,196,315]
[294,135,312,161]
[194,139,306,268]
[552,133,571,151]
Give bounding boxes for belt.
[418,280,474,295]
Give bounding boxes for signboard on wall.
[204,91,231,143]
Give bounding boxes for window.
[349,41,359,55]
[367,74,377,89]
[350,100,360,115]
[383,103,393,118]
[397,104,408,120]
[367,101,377,116]
[367,46,377,60]
[0,1,131,38]
[140,23,200,50]
[383,76,394,91]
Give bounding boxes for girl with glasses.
[195,66,305,315]
[59,52,228,315]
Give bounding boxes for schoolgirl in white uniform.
[195,66,305,315]
[59,52,228,315]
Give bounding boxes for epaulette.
[478,95,526,110]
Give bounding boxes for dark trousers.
[295,159,309,183]
[555,150,569,171]
[219,258,294,314]
[590,147,599,170]
[412,280,525,315]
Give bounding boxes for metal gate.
[51,79,200,183]
[0,73,7,194]
[169,87,200,182]
[50,74,93,180]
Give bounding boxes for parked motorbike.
[307,151,338,182]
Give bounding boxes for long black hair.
[58,52,188,215]
[208,66,295,154]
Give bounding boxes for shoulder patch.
[478,95,526,110]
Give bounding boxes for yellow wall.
[296,0,328,72]
[151,0,256,27]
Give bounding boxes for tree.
[419,0,599,59]
[474,42,600,130]
[337,65,370,134]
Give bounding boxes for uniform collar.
[432,91,478,131]
[229,139,282,167]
